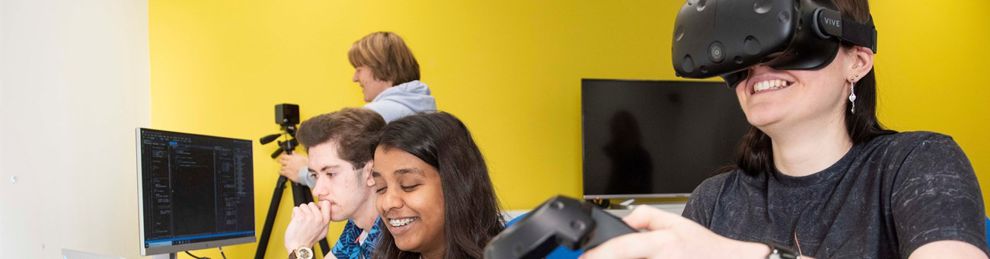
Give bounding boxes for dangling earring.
[848,79,857,114]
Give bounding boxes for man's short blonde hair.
[348,31,420,84]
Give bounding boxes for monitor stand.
[151,253,176,259]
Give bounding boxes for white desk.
[505,203,686,220]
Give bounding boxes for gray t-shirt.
[683,131,988,258]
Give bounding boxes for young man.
[279,31,436,188]
[284,108,386,259]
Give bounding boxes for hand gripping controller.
[483,196,636,259]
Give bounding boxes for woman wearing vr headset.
[582,0,988,258]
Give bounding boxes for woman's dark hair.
[732,0,896,174]
[372,112,505,259]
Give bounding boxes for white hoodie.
[363,80,437,123]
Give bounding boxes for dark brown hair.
[348,31,421,85]
[733,0,895,174]
[372,112,505,259]
[296,108,386,169]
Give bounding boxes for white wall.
[0,0,150,258]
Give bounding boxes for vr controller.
[484,196,636,259]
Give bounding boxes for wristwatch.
[290,247,314,259]
[766,243,800,259]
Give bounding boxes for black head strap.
[815,8,878,53]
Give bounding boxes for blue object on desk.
[505,213,584,259]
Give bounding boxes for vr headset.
[672,0,877,87]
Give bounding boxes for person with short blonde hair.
[347,31,435,122]
[348,31,421,88]
[279,31,437,188]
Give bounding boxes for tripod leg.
[318,237,331,256]
[291,182,308,206]
[291,183,333,255]
[255,176,288,259]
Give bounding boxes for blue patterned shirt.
[330,218,382,259]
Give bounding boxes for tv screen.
[136,128,255,255]
[582,79,750,198]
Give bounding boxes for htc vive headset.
[672,0,878,87]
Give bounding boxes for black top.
[683,132,989,258]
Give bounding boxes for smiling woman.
[581,0,989,258]
[371,112,505,259]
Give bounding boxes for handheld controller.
[484,196,636,259]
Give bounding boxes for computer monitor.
[136,128,256,256]
[582,79,750,199]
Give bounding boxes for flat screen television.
[582,79,750,198]
[136,128,256,256]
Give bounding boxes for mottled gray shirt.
[683,132,988,258]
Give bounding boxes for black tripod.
[256,104,330,259]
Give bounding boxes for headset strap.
[816,9,878,53]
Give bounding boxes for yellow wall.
[149,1,990,258]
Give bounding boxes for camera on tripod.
[260,103,300,158]
[255,103,332,259]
